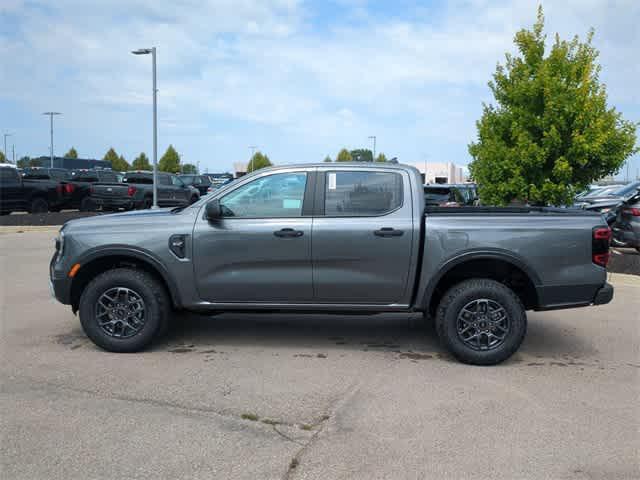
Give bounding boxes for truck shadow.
[153,311,597,362]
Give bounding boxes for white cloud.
[0,0,637,173]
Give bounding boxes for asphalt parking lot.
[1,231,638,480]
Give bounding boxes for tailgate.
[90,183,129,199]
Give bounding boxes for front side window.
[220,172,307,218]
[158,175,170,186]
[325,171,402,216]
[171,176,185,187]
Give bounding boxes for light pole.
[248,145,258,173]
[368,136,376,161]
[3,133,11,162]
[42,112,61,168]
[132,47,159,208]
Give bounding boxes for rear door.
[312,168,414,304]
[157,174,172,205]
[193,169,314,302]
[0,168,24,211]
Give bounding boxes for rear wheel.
[29,197,48,214]
[80,196,95,211]
[79,268,170,352]
[435,279,526,365]
[139,196,153,210]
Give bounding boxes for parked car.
[178,174,213,196]
[50,163,613,365]
[89,171,200,210]
[0,164,66,213]
[65,169,121,211]
[424,184,477,207]
[612,186,640,252]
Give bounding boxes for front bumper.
[50,253,72,305]
[593,283,614,306]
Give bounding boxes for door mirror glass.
[205,199,222,220]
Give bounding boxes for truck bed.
[424,206,599,216]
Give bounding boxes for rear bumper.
[91,197,136,209]
[593,283,614,305]
[612,223,639,248]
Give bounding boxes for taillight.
[127,185,137,197]
[592,227,611,267]
[622,207,640,216]
[64,183,75,194]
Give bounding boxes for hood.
[62,206,198,232]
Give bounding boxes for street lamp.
[42,112,61,168]
[368,136,376,161]
[3,133,11,162]
[132,47,159,208]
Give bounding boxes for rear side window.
[324,171,402,216]
[99,172,118,183]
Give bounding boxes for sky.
[0,0,638,178]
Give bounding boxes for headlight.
[598,208,611,213]
[55,230,65,260]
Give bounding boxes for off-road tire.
[29,197,49,213]
[79,268,170,352]
[80,196,95,212]
[435,278,527,365]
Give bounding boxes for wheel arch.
[421,251,540,315]
[69,247,181,312]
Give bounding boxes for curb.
[608,272,640,286]
[0,225,61,234]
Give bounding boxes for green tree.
[103,147,120,166]
[111,154,130,172]
[131,152,151,171]
[0,151,6,163]
[182,163,197,174]
[375,153,388,163]
[64,147,78,158]
[350,149,373,162]
[28,158,43,167]
[17,156,30,168]
[247,152,272,173]
[468,7,637,206]
[323,155,333,162]
[335,148,352,162]
[159,145,181,173]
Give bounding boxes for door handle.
[374,227,404,237]
[274,228,304,238]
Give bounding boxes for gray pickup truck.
[50,163,613,365]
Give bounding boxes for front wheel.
[29,197,49,214]
[79,268,170,352]
[435,279,527,365]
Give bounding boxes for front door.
[193,170,313,303]
[312,169,414,304]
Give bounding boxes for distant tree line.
[324,148,390,163]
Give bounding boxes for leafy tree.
[0,151,6,163]
[247,152,272,172]
[64,147,78,158]
[159,145,181,173]
[29,158,43,167]
[131,152,151,171]
[375,153,388,163]
[182,163,197,174]
[103,147,120,165]
[350,148,373,162]
[468,7,637,206]
[335,148,352,162]
[111,154,130,172]
[17,156,30,168]
[323,155,333,162]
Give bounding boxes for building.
[33,156,111,170]
[405,161,467,184]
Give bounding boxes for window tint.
[220,172,307,218]
[325,171,402,216]
[171,176,184,187]
[99,172,118,183]
[50,170,71,180]
[123,175,153,184]
[23,170,50,180]
[424,187,451,203]
[0,168,19,182]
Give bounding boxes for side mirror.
[205,199,222,220]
